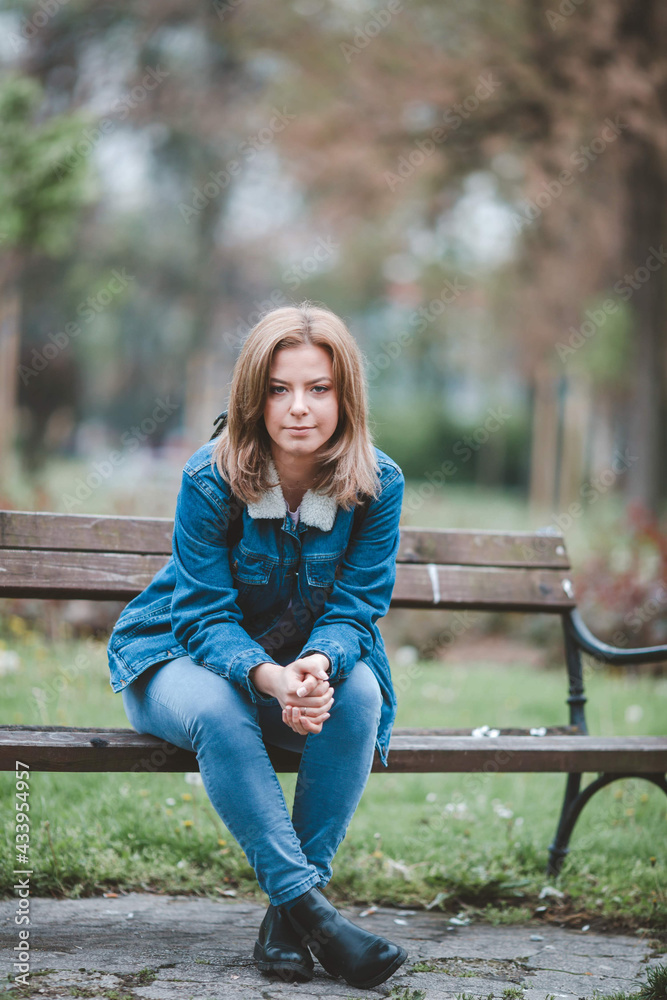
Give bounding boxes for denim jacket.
[107,440,405,767]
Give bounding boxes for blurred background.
[1,0,666,918]
[0,0,666,654]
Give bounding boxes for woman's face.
[263,343,339,465]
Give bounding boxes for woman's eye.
[312,385,329,393]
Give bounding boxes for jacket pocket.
[304,554,343,589]
[231,544,273,586]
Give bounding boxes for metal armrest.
[564,608,667,665]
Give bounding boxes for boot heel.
[253,904,314,982]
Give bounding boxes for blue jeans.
[121,655,382,907]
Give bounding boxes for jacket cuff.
[227,648,278,705]
[300,639,349,683]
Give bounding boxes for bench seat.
[2,726,666,775]
[2,509,665,874]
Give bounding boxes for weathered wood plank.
[0,510,173,554]
[0,549,170,599]
[1,729,665,773]
[0,511,569,569]
[398,527,569,568]
[0,550,575,609]
[391,564,575,611]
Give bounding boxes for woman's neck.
[271,452,320,511]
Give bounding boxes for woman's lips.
[287,427,313,433]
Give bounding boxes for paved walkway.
[1,893,663,999]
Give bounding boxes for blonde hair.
[211,301,381,511]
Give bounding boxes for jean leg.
[120,655,322,907]
[290,660,382,885]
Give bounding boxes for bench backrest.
[0,510,575,612]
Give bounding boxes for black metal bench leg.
[548,771,582,876]
[548,771,667,876]
[548,618,590,875]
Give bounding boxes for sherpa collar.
[245,456,339,532]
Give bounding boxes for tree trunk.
[0,249,22,480]
[625,144,666,514]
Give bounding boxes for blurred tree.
[7,0,666,509]
[17,0,274,450]
[252,0,667,511]
[0,74,93,475]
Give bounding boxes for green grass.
[1,628,666,935]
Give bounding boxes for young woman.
[107,302,407,989]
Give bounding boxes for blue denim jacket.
[107,440,405,767]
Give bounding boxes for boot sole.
[253,940,314,983]
[284,892,408,989]
[297,930,408,989]
[343,945,409,989]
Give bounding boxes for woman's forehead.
[269,343,333,377]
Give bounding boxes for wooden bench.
[0,509,665,876]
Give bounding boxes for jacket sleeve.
[299,466,404,681]
[170,467,277,704]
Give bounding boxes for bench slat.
[0,512,569,568]
[0,511,173,554]
[0,550,170,600]
[391,564,574,611]
[2,729,665,773]
[398,527,569,568]
[0,550,574,609]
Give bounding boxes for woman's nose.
[290,392,308,413]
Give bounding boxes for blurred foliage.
[0,74,95,254]
[373,399,530,489]
[1,0,665,513]
[573,503,667,650]
[568,295,634,388]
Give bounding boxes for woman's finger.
[286,700,333,721]
[287,690,334,709]
[282,704,331,735]
[295,675,317,698]
[293,679,331,700]
[297,660,330,681]
[283,706,303,735]
[302,700,333,720]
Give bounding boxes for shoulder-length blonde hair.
[211,301,381,511]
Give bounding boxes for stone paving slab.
[0,892,661,999]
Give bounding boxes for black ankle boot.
[253,903,314,982]
[285,887,407,989]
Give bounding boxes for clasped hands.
[249,653,333,736]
